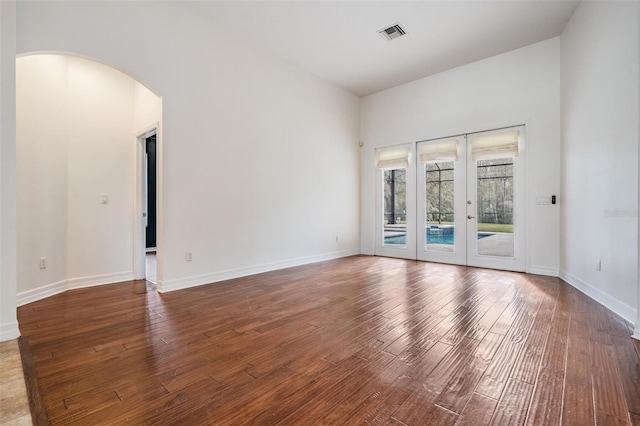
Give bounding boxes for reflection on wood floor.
[145,252,157,284]
[17,256,640,425]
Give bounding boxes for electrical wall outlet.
[596,260,601,271]
[100,194,109,205]
[335,235,340,243]
[186,252,193,262]
[39,257,47,269]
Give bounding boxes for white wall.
[16,55,162,303]
[0,0,19,341]
[638,1,640,341]
[361,38,561,276]
[16,1,360,293]
[560,1,639,326]
[16,56,68,294]
[66,58,137,283]
[134,83,162,135]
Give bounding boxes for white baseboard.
[17,279,68,306]
[528,266,559,277]
[158,248,360,293]
[559,269,637,325]
[633,326,640,341]
[0,321,20,342]
[17,271,134,307]
[67,271,133,289]
[360,248,374,256]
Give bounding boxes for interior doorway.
[134,126,160,284]
[144,133,157,283]
[145,134,157,251]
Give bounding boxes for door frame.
[374,143,417,260]
[416,135,468,265]
[134,123,162,281]
[373,122,530,273]
[465,125,527,272]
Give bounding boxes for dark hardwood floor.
[17,256,640,425]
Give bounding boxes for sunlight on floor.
[146,252,157,284]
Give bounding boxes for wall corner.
[0,0,19,342]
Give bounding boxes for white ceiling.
[187,1,579,97]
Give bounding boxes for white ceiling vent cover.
[378,23,407,41]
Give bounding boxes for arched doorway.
[16,53,162,304]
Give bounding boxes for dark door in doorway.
[145,135,157,249]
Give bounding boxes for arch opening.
[16,53,163,304]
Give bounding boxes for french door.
[375,144,417,259]
[376,126,526,272]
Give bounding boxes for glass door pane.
[466,126,525,272]
[475,158,514,257]
[425,161,455,252]
[417,136,466,265]
[375,144,416,260]
[383,169,407,246]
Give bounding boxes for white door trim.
[416,135,467,265]
[374,143,417,260]
[372,124,528,273]
[466,125,526,272]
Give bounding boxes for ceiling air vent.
[378,23,407,41]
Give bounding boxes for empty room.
[1,0,639,425]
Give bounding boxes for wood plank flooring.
[17,256,640,425]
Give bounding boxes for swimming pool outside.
[384,232,493,245]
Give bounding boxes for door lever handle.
[467,215,475,219]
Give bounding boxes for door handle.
[467,215,475,219]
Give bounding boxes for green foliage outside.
[477,223,513,233]
[383,169,407,224]
[384,159,515,232]
[475,159,514,225]
[425,159,515,230]
[425,162,454,223]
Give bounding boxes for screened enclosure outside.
[425,161,455,251]
[383,169,407,246]
[476,158,514,230]
[425,162,454,223]
[476,157,514,257]
[378,130,519,259]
